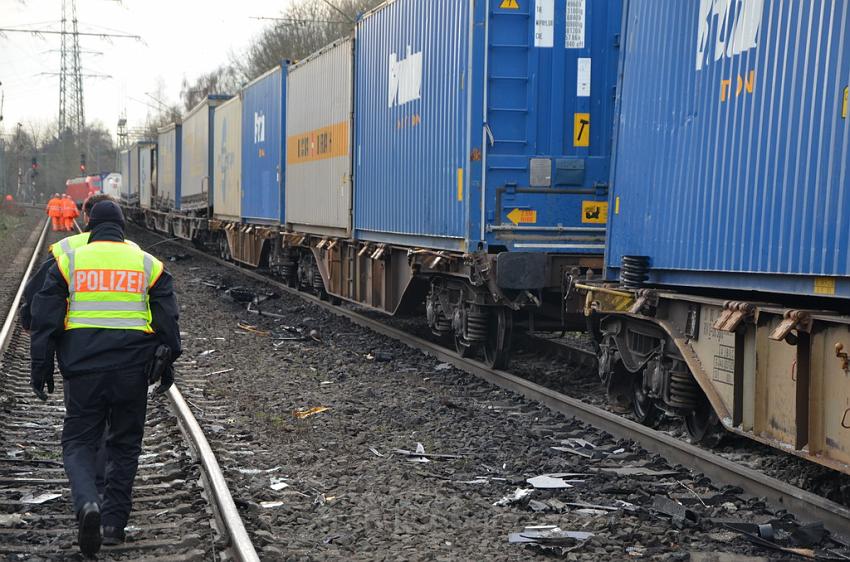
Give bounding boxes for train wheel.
[454,333,473,358]
[631,370,663,428]
[684,395,725,447]
[483,308,513,370]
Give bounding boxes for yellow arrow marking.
[507,208,537,225]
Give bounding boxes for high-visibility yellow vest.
[50,233,139,261]
[57,242,164,332]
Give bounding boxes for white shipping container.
[181,96,229,211]
[212,96,242,220]
[285,37,354,236]
[157,123,180,210]
[128,147,140,205]
[138,143,155,209]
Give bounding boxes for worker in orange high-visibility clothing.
[61,195,79,232]
[47,194,62,231]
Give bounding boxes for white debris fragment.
[270,477,289,491]
[20,492,61,504]
[493,488,533,507]
[260,501,285,509]
[526,474,574,489]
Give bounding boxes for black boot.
[102,525,126,546]
[77,502,102,556]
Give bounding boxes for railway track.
[134,227,850,543]
[0,221,259,560]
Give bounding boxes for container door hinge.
[712,301,755,332]
[769,310,812,342]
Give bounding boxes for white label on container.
[534,0,554,48]
[388,45,423,108]
[566,0,586,49]
[577,58,591,97]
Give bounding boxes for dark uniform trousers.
[62,368,148,529]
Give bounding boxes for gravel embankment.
[129,225,845,561]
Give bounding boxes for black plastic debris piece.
[722,522,818,560]
[225,286,257,303]
[508,526,594,549]
[167,253,191,262]
[652,495,700,527]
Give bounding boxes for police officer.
[29,201,181,556]
[21,193,137,332]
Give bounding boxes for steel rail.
[166,386,260,562]
[0,219,49,355]
[138,228,850,541]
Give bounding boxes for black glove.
[31,367,54,401]
[154,364,173,395]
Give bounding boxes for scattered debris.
[20,492,61,504]
[509,525,594,546]
[526,474,575,489]
[366,351,393,362]
[167,253,191,262]
[575,508,610,517]
[270,477,289,491]
[225,287,257,303]
[434,363,452,371]
[237,322,270,336]
[294,406,330,419]
[260,501,285,509]
[599,467,680,477]
[493,488,533,507]
[198,349,216,357]
[234,466,282,475]
[320,381,334,386]
[393,443,462,461]
[566,500,637,513]
[0,513,26,527]
[652,495,699,526]
[368,447,385,458]
[626,545,646,557]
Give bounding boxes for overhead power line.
[0,28,142,40]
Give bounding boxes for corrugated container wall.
[607,0,850,298]
[137,142,156,210]
[354,0,621,252]
[213,96,243,221]
[181,95,230,212]
[241,65,286,224]
[286,38,354,236]
[157,123,181,211]
[118,149,131,203]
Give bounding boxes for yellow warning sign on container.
[582,201,608,224]
[500,0,520,9]
[573,113,590,147]
[814,277,836,296]
[506,208,537,225]
[843,86,848,119]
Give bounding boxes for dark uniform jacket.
[29,222,182,379]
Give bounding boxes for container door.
[484,0,620,252]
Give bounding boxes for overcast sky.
[0,0,294,138]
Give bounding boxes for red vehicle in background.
[65,176,102,205]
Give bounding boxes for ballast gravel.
[128,225,833,561]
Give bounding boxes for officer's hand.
[154,365,174,395]
[31,369,53,402]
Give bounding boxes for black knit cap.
[86,200,126,230]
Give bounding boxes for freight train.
[120,0,850,476]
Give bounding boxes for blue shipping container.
[241,65,287,224]
[354,0,621,252]
[607,0,850,298]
